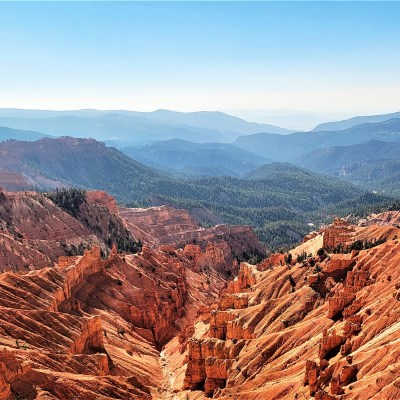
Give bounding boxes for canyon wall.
[182,223,400,399]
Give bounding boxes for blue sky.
[0,1,399,113]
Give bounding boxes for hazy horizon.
[1,1,399,114]
[1,106,399,132]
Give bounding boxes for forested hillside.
[121,139,270,177]
[299,140,400,196]
[0,137,392,249]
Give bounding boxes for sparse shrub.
[286,274,296,288]
[284,253,292,265]
[117,327,125,336]
[317,248,326,258]
[296,251,307,263]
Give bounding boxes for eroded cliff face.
[182,223,400,399]
[0,189,141,273]
[323,218,355,250]
[86,190,119,216]
[0,236,236,399]
[1,189,399,400]
[359,210,400,227]
[0,190,99,272]
[120,205,266,278]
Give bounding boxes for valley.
[0,133,396,250]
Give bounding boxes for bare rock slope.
[182,220,400,399]
[0,189,399,400]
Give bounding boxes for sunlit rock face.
[182,221,400,399]
[0,189,399,399]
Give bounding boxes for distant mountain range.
[0,108,293,145]
[121,139,270,177]
[0,137,164,194]
[233,118,400,162]
[312,111,400,132]
[1,108,400,211]
[0,126,50,141]
[223,109,352,131]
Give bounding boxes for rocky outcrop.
[119,205,199,247]
[303,231,319,243]
[53,247,104,311]
[360,210,400,227]
[0,349,33,400]
[226,263,256,293]
[120,205,266,268]
[184,263,257,396]
[319,329,346,360]
[323,218,355,250]
[70,316,106,355]
[327,262,370,320]
[0,374,10,400]
[183,241,240,276]
[209,310,235,340]
[257,252,285,271]
[184,338,237,396]
[87,190,119,215]
[0,171,31,191]
[0,190,103,271]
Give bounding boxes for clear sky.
[0,1,399,114]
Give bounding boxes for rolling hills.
[0,126,50,141]
[298,140,400,195]
[121,139,270,177]
[233,118,400,162]
[312,110,400,131]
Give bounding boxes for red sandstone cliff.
[119,205,266,276]
[86,190,119,216]
[0,241,232,399]
[181,220,400,399]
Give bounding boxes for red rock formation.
[69,316,106,355]
[325,253,355,273]
[1,193,399,400]
[184,338,236,396]
[257,252,285,271]
[0,213,233,400]
[360,209,400,227]
[319,329,345,360]
[119,205,266,269]
[182,217,400,399]
[87,190,119,215]
[183,262,258,395]
[119,205,199,246]
[0,190,108,272]
[323,217,355,249]
[303,231,319,243]
[0,171,31,191]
